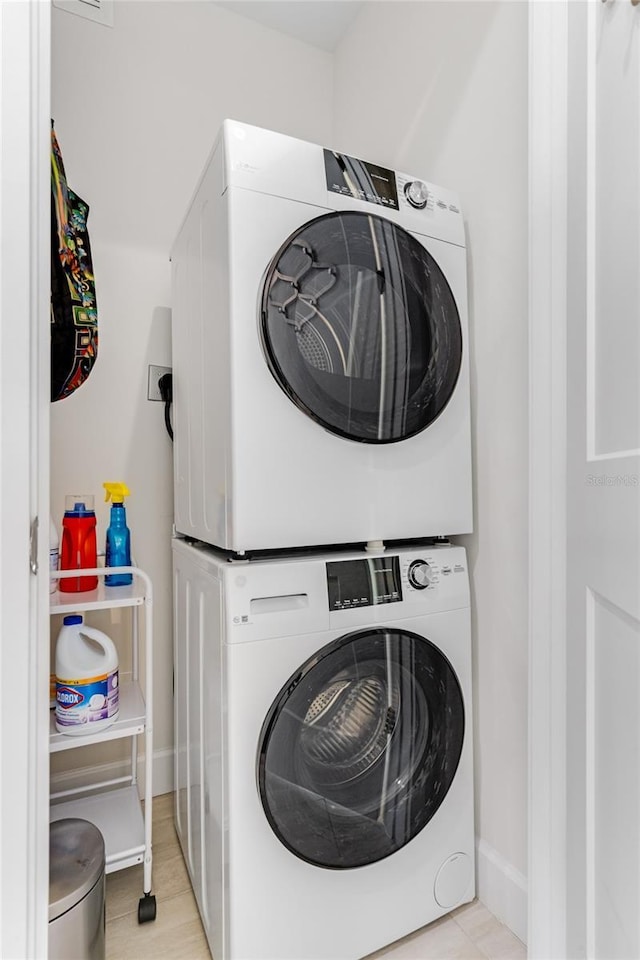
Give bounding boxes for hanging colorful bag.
[50,123,98,402]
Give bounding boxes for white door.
[0,1,50,956]
[566,1,640,955]
[529,2,640,957]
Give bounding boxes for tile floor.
[106,794,526,960]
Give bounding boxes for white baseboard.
[50,748,174,801]
[476,838,528,945]
[141,747,174,797]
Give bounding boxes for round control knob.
[408,559,432,590]
[404,180,429,209]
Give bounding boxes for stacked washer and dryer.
[170,120,474,960]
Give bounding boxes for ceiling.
[214,1,365,52]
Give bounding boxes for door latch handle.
[30,516,38,574]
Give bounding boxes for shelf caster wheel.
[138,893,156,923]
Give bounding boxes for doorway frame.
[0,1,575,955]
[0,1,51,955]
[528,2,569,957]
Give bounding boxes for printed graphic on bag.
[50,123,99,402]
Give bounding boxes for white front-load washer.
[171,120,472,553]
[172,537,475,960]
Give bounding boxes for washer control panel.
[326,550,467,611]
[326,556,402,611]
[399,554,466,594]
[407,559,433,589]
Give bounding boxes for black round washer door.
[260,211,463,444]
[257,628,465,869]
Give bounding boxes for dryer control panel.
[323,148,462,222]
[324,150,399,210]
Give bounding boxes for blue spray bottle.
[103,482,132,586]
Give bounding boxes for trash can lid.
[49,818,105,922]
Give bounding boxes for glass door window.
[257,628,465,869]
[260,212,462,444]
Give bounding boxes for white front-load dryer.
[172,537,475,960]
[171,120,472,553]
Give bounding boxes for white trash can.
[49,818,106,960]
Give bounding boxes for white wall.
[332,1,529,940]
[50,0,333,791]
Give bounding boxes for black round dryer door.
[257,628,465,869]
[260,211,463,444]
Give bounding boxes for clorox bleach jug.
[55,615,119,735]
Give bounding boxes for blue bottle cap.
[64,502,95,517]
[63,615,83,626]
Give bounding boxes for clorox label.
[55,669,119,731]
[56,686,85,708]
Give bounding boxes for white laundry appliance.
[172,537,475,960]
[171,120,472,554]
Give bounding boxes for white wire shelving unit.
[49,565,156,923]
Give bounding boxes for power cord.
[158,373,173,441]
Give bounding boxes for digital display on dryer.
[326,556,402,610]
[324,150,399,210]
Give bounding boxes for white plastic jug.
[49,516,59,594]
[55,615,119,736]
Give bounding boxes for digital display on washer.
[326,556,402,611]
[323,150,399,210]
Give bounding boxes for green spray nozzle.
[103,482,130,504]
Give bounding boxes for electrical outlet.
[147,364,172,401]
